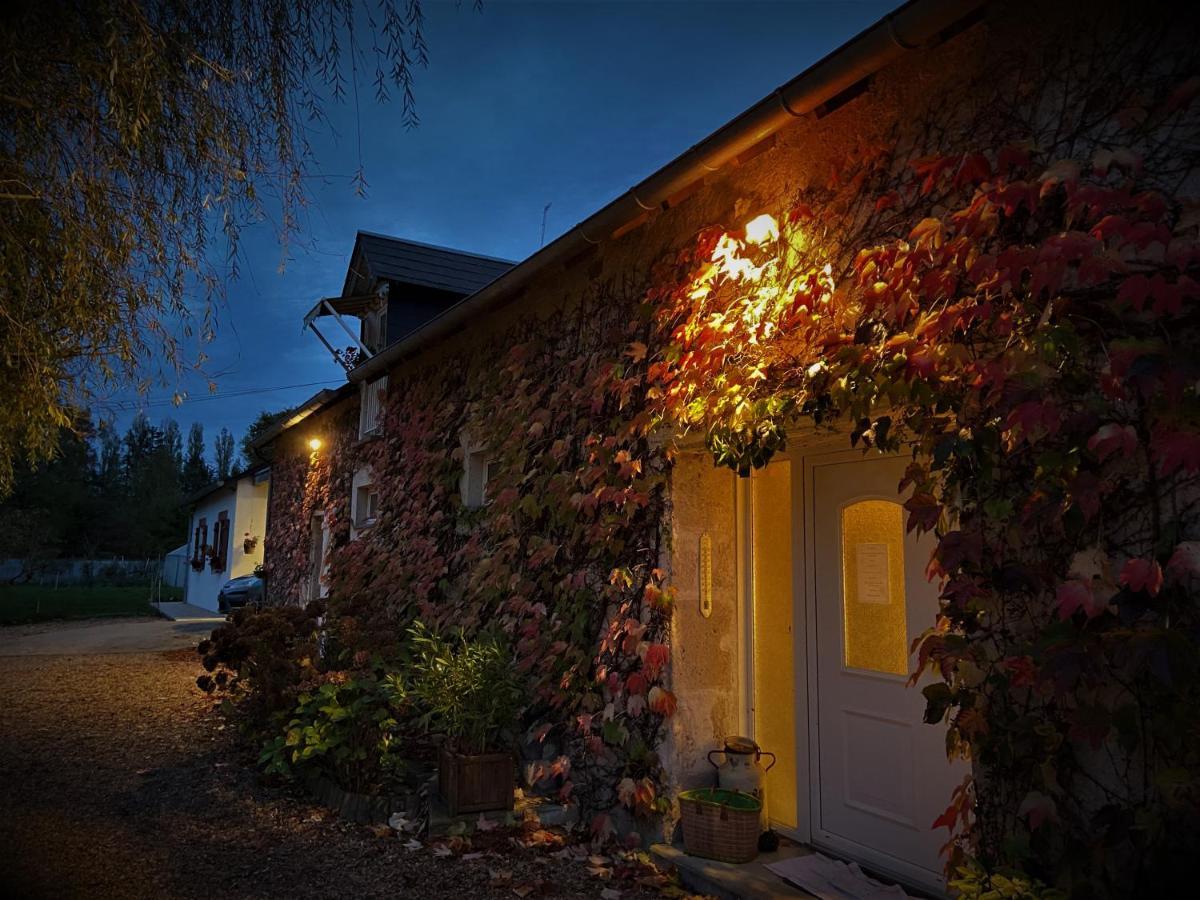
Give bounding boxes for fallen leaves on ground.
[0,648,705,900]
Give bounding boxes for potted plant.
[404,621,525,815]
[243,532,259,554]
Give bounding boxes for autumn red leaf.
[1166,542,1200,581]
[1119,558,1163,597]
[625,672,648,695]
[954,153,991,188]
[647,686,677,717]
[1056,579,1108,620]
[642,643,669,678]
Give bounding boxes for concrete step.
[154,601,225,623]
[651,838,816,900]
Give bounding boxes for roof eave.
[248,384,355,451]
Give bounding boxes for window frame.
[192,517,208,565]
[354,482,380,529]
[210,511,231,573]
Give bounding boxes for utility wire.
[92,379,344,412]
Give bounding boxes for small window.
[211,512,231,573]
[462,448,492,508]
[359,376,387,438]
[355,483,379,528]
[841,499,907,676]
[192,518,208,565]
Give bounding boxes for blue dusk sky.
[101,0,896,461]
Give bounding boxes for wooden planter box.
[438,746,515,815]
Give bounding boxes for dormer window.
[303,234,513,374]
[359,298,389,354]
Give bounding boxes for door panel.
[811,454,962,890]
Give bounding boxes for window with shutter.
[193,518,208,566]
[211,512,230,572]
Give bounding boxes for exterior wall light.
[744,213,779,245]
[308,437,322,452]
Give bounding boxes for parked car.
[217,575,264,612]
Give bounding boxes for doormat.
[765,852,911,900]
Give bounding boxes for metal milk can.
[707,735,776,800]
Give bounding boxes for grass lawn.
[0,584,183,625]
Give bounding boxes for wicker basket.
[678,788,762,863]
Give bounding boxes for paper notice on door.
[855,542,890,605]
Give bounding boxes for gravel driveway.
[0,641,678,899]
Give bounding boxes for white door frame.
[734,451,813,844]
[736,437,947,892]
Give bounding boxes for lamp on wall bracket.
[308,437,322,453]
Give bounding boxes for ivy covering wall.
[265,288,677,831]
[643,7,1200,896]
[262,3,1198,893]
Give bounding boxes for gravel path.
[0,648,681,899]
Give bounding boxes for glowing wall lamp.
[744,213,779,246]
[308,437,322,452]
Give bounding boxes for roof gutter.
[348,0,985,385]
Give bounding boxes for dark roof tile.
[345,232,514,297]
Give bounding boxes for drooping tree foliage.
[0,0,431,494]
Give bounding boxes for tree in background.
[240,407,297,468]
[0,418,96,574]
[0,0,437,495]
[0,412,212,567]
[182,424,213,496]
[214,428,235,480]
[113,414,187,558]
[162,420,183,474]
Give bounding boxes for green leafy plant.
[258,667,408,793]
[401,621,526,756]
[949,862,1065,900]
